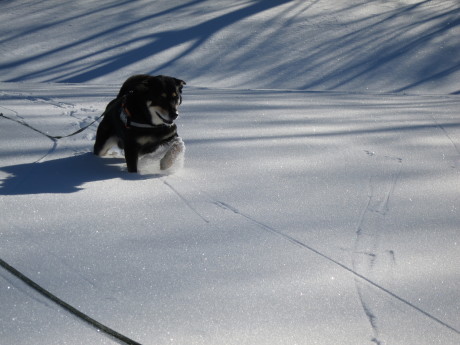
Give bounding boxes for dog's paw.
[160,138,185,171]
[137,138,185,175]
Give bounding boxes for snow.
[1,0,459,94]
[1,1,459,345]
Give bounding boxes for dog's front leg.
[124,142,139,173]
[160,138,185,170]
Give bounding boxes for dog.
[93,75,186,173]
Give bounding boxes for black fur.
[93,75,186,173]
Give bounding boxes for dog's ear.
[174,78,186,92]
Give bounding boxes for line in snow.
[159,174,459,335]
[210,201,459,335]
[0,258,143,345]
[431,116,460,156]
[163,179,210,224]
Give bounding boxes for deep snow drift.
[1,0,459,345]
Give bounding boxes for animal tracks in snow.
[0,91,104,157]
[0,91,101,132]
[355,152,402,270]
[352,151,403,344]
[163,174,459,338]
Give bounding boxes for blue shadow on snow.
[0,153,157,195]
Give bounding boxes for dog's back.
[117,74,151,98]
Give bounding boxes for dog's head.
[122,75,186,126]
[146,75,186,125]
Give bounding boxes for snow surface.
[1,0,459,94]
[1,1,459,345]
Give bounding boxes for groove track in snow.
[165,175,460,337]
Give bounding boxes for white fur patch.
[147,103,172,125]
[98,136,118,156]
[136,136,154,146]
[160,138,185,170]
[137,137,185,175]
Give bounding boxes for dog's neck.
[119,108,171,129]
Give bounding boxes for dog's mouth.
[155,111,175,125]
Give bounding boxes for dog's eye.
[161,93,167,98]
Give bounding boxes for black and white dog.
[94,75,186,173]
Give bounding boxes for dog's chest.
[134,127,177,147]
[136,136,155,146]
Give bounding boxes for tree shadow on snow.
[0,153,158,195]
[2,0,292,83]
[1,0,458,92]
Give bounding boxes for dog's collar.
[120,108,165,129]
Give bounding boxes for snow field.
[1,84,459,345]
[1,0,459,344]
